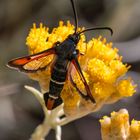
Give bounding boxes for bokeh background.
[0,0,140,139]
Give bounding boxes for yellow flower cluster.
[100,109,140,140]
[25,21,136,111]
[26,21,74,54]
[130,120,140,139]
[117,79,136,97]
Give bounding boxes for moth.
[8,0,113,110]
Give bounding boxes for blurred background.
[0,0,140,139]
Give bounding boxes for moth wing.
[68,57,95,103]
[8,47,56,73]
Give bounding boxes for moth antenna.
[78,27,113,36]
[70,0,78,33]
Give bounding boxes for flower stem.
[30,122,51,140]
[55,126,62,140]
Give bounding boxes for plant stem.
[30,122,51,140]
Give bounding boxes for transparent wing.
[8,47,55,73]
[68,55,95,103]
[23,55,54,72]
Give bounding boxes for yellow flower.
[92,82,115,103]
[25,21,136,113]
[117,79,136,97]
[85,37,119,63]
[109,60,129,77]
[87,58,116,83]
[26,23,50,54]
[130,120,140,139]
[100,109,140,140]
[100,116,111,136]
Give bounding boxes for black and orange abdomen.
[44,57,69,110]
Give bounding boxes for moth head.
[68,33,80,44]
